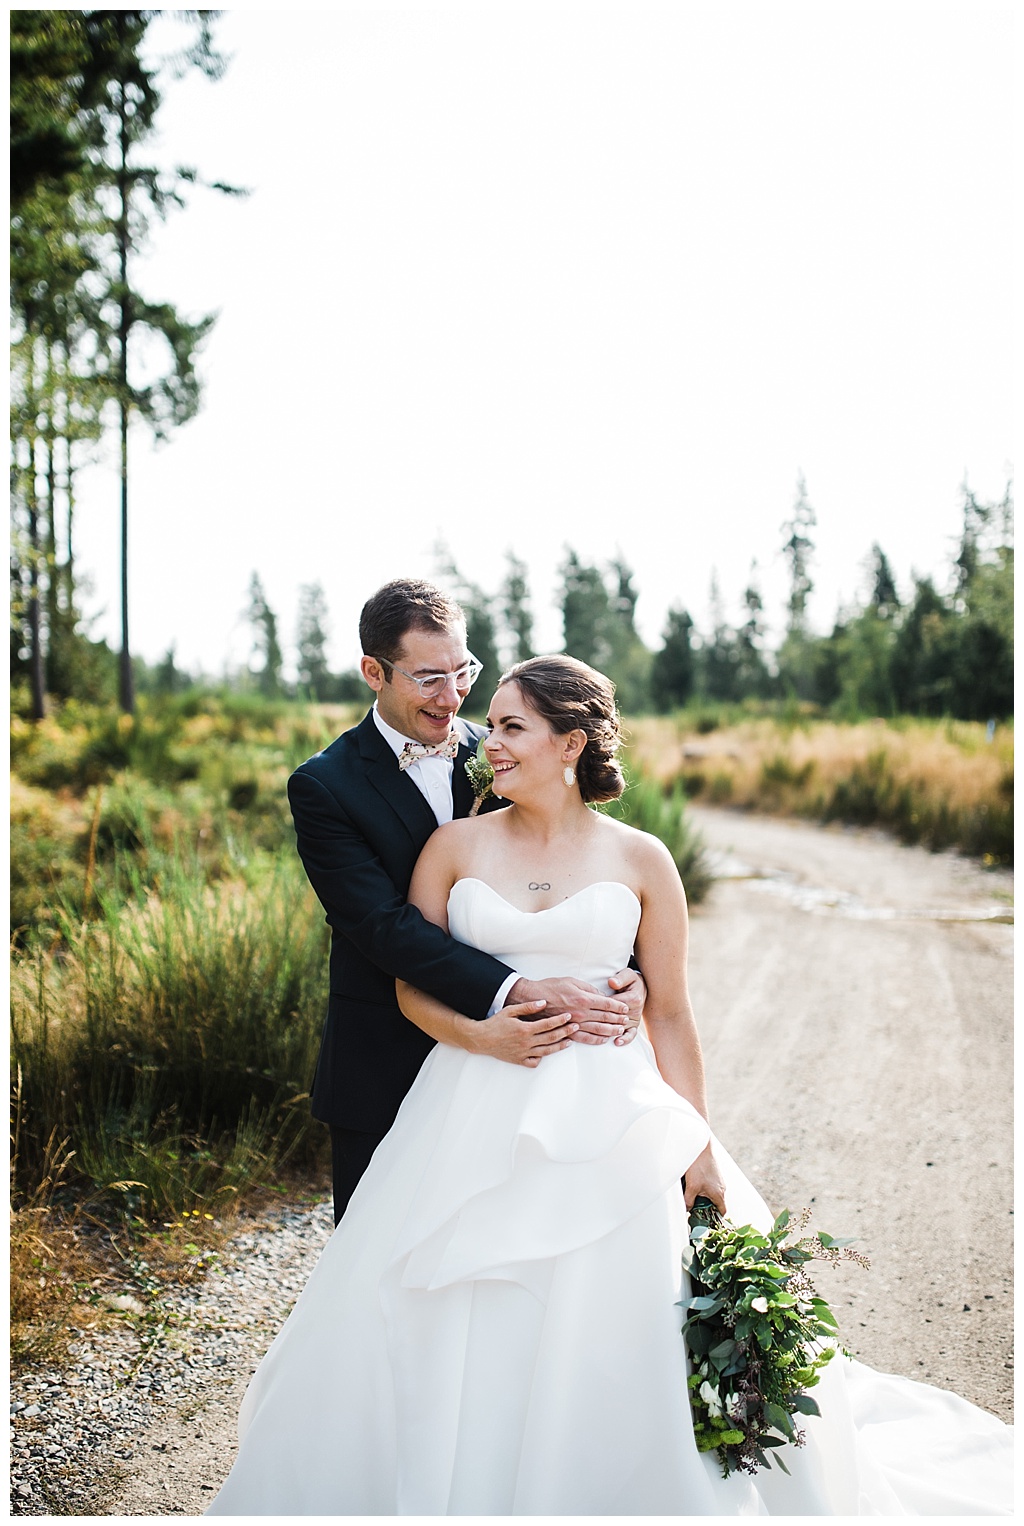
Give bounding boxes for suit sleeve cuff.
[487,972,522,1017]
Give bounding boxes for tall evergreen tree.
[777,474,818,698]
[247,573,283,697]
[559,549,610,669]
[889,576,955,715]
[868,543,900,618]
[9,11,239,715]
[500,551,533,665]
[780,473,817,634]
[604,554,652,710]
[296,582,332,700]
[948,478,1013,718]
[433,543,500,701]
[651,606,695,711]
[86,11,231,712]
[735,562,771,697]
[698,571,740,702]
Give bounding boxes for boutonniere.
[464,740,494,817]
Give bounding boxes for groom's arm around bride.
[288,577,642,1222]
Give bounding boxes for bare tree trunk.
[117,82,134,716]
[25,436,46,721]
[44,345,59,692]
[65,432,75,609]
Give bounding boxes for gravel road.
[11,807,1013,1516]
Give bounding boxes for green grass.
[11,839,330,1217]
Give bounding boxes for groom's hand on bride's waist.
[506,974,642,1046]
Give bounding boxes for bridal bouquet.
[680,1200,868,1478]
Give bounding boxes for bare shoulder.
[420,811,505,866]
[593,811,682,903]
[594,811,676,871]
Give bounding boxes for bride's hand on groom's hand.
[474,1001,579,1068]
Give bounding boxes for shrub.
[603,772,713,904]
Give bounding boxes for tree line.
[222,476,1012,722]
[10,9,238,719]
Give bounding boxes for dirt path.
[685,807,1013,1421]
[86,810,1013,1514]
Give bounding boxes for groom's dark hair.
[359,578,465,676]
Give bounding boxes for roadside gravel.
[10,1200,334,1516]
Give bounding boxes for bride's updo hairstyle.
[498,655,625,804]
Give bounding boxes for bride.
[208,656,1011,1516]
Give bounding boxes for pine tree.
[651,606,695,711]
[433,543,500,700]
[8,11,239,715]
[605,555,652,711]
[699,571,739,702]
[868,543,900,618]
[735,563,770,697]
[296,583,332,700]
[777,474,818,698]
[500,552,533,664]
[559,550,610,669]
[247,573,283,697]
[781,473,817,634]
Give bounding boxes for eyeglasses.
[373,653,483,698]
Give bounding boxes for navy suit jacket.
[287,709,510,1133]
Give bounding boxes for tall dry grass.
[624,712,1013,862]
[10,847,330,1221]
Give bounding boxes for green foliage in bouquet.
[680,1200,868,1478]
[464,740,494,816]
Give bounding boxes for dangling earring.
[562,765,576,788]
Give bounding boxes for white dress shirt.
[372,704,519,1014]
[372,704,454,825]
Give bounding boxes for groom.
[288,576,645,1223]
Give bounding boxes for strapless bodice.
[447,878,641,987]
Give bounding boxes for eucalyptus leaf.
[763,1402,795,1435]
[686,1323,715,1357]
[792,1393,822,1416]
[709,1339,740,1362]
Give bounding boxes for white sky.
[68,0,1015,679]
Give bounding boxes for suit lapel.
[451,733,476,819]
[356,710,438,845]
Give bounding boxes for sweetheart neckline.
[448,877,642,917]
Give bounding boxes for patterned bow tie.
[397,732,460,771]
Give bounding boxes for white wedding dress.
[208,880,1012,1515]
